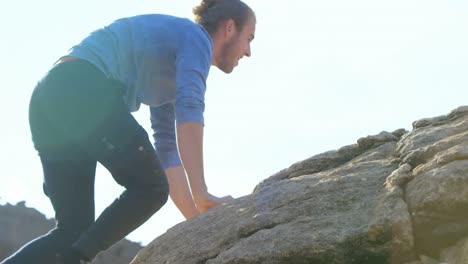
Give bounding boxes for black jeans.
[2,60,169,264]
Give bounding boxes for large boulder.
[0,202,143,264]
[130,106,468,264]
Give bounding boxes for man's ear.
[224,19,237,37]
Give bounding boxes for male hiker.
[1,0,256,263]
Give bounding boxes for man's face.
[216,15,256,73]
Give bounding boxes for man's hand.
[194,192,234,213]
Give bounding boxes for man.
[1,0,256,263]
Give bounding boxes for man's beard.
[217,35,239,73]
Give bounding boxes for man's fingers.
[196,194,235,212]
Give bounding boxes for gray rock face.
[131,106,468,264]
[0,202,142,264]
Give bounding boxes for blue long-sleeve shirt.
[66,14,213,169]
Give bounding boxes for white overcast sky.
[0,0,466,245]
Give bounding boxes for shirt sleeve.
[150,104,182,169]
[174,27,213,126]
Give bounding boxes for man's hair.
[193,0,255,34]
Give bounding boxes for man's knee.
[145,173,170,210]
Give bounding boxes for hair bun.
[194,0,219,16]
[193,0,254,34]
[204,0,219,8]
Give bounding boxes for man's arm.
[176,122,233,212]
[173,28,233,213]
[150,105,199,219]
[165,166,199,219]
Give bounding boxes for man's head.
[193,0,256,73]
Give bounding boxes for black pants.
[2,60,169,264]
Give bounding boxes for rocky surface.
[130,106,468,264]
[0,202,142,264]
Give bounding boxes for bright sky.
[0,0,467,246]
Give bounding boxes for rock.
[418,255,440,264]
[125,105,466,263]
[256,128,407,191]
[0,202,142,264]
[439,237,468,264]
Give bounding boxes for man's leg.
[19,59,168,262]
[1,155,96,264]
[2,60,103,264]
[72,125,169,260]
[41,61,170,259]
